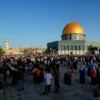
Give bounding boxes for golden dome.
[62,22,84,35]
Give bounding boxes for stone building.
[47,21,100,55]
[4,38,46,55]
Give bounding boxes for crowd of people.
[0,55,100,98]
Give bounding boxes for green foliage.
[24,49,29,54]
[0,47,5,56]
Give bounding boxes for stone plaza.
[0,64,96,100]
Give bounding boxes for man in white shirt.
[44,70,52,95]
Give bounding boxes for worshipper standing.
[79,65,86,84]
[65,66,72,85]
[63,60,66,67]
[97,67,100,84]
[5,76,12,88]
[67,60,73,72]
[54,68,60,93]
[91,67,97,85]
[11,68,18,86]
[36,67,41,84]
[27,63,33,75]
[25,64,28,76]
[32,67,37,84]
[17,67,24,91]
[39,64,44,83]
[55,60,60,73]
[44,58,48,71]
[93,85,100,98]
[5,67,12,87]
[44,70,52,95]
[73,59,77,70]
[87,62,91,76]
[87,61,97,77]
[45,59,51,72]
[5,67,11,78]
[0,67,4,92]
[7,63,18,86]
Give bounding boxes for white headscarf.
[80,65,84,70]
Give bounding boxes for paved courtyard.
[0,64,96,100]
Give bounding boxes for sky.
[0,0,100,48]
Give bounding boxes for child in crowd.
[44,70,52,95]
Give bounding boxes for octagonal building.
[47,21,100,55]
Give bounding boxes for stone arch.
[63,45,66,50]
[71,45,73,50]
[60,45,62,54]
[67,45,69,55]
[75,45,77,50]
[63,45,66,54]
[75,45,77,55]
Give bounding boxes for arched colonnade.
[60,45,85,55]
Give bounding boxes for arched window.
[67,45,69,50]
[83,45,85,50]
[66,45,69,50]
[64,45,66,50]
[80,45,83,50]
[79,45,81,50]
[75,45,77,50]
[71,45,73,50]
[60,45,62,50]
[86,45,88,50]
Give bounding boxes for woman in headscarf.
[32,67,37,84]
[79,65,86,84]
[91,67,97,85]
[73,59,77,70]
[67,66,72,85]
[54,68,60,93]
[87,62,91,76]
[39,64,44,83]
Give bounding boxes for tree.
[23,49,29,54]
[0,47,5,56]
[88,45,92,50]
